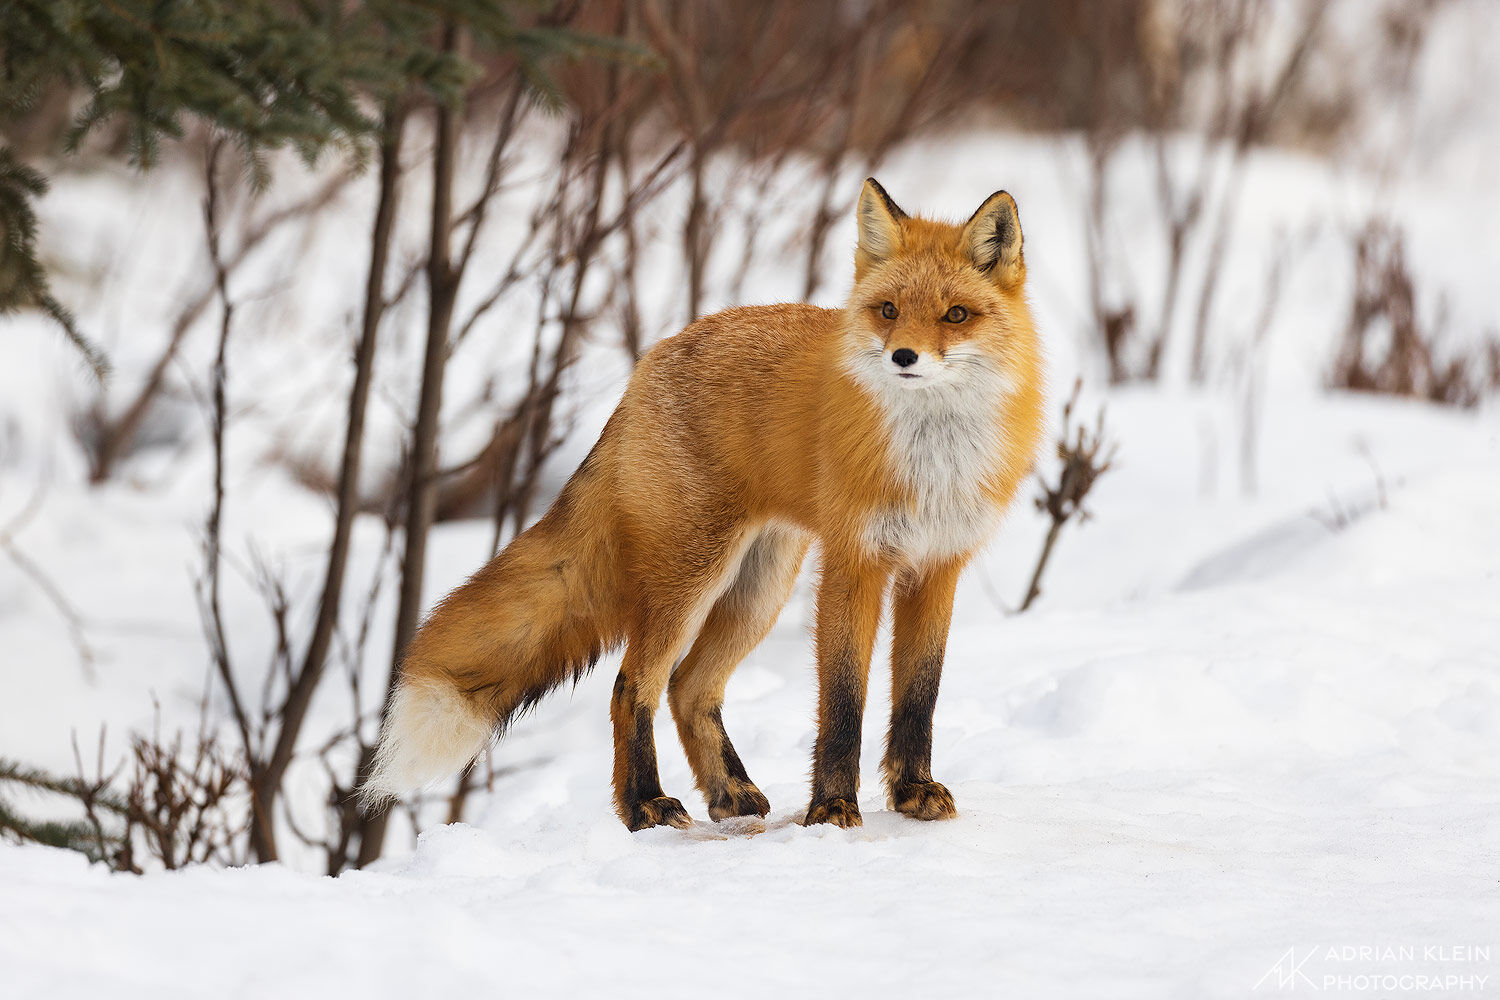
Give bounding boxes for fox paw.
[804,797,862,828]
[890,780,957,821]
[708,779,770,822]
[626,796,694,832]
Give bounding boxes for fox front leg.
[805,554,886,827]
[882,560,962,820]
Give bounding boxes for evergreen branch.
[0,756,131,816]
[0,795,123,861]
[0,147,110,379]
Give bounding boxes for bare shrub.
[121,718,248,871]
[1081,0,1339,384]
[1074,0,1461,386]
[0,481,96,676]
[0,718,248,873]
[1330,220,1500,408]
[1309,444,1395,534]
[1019,380,1119,613]
[76,164,352,483]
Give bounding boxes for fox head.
[843,177,1036,396]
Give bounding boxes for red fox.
[363,179,1045,830]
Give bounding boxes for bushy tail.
[361,473,619,806]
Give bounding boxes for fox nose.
[891,348,918,368]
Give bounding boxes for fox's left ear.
[962,191,1024,289]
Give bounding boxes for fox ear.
[963,191,1023,288]
[855,177,906,275]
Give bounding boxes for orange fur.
[364,178,1046,830]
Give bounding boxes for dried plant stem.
[1018,380,1118,613]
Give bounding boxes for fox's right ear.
[855,177,906,277]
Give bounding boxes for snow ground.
[2,389,1496,998]
[4,5,1500,991]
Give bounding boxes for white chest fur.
[858,374,1009,567]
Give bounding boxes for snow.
[4,7,1500,993]
[5,754,1493,998]
[4,387,1497,996]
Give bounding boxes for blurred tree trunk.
[355,24,463,868]
[250,101,407,861]
[683,148,706,321]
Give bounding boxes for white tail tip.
[360,679,492,807]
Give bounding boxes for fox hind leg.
[611,528,762,831]
[611,659,693,832]
[669,525,809,821]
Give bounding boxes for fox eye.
[943,305,969,323]
[880,301,898,320]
